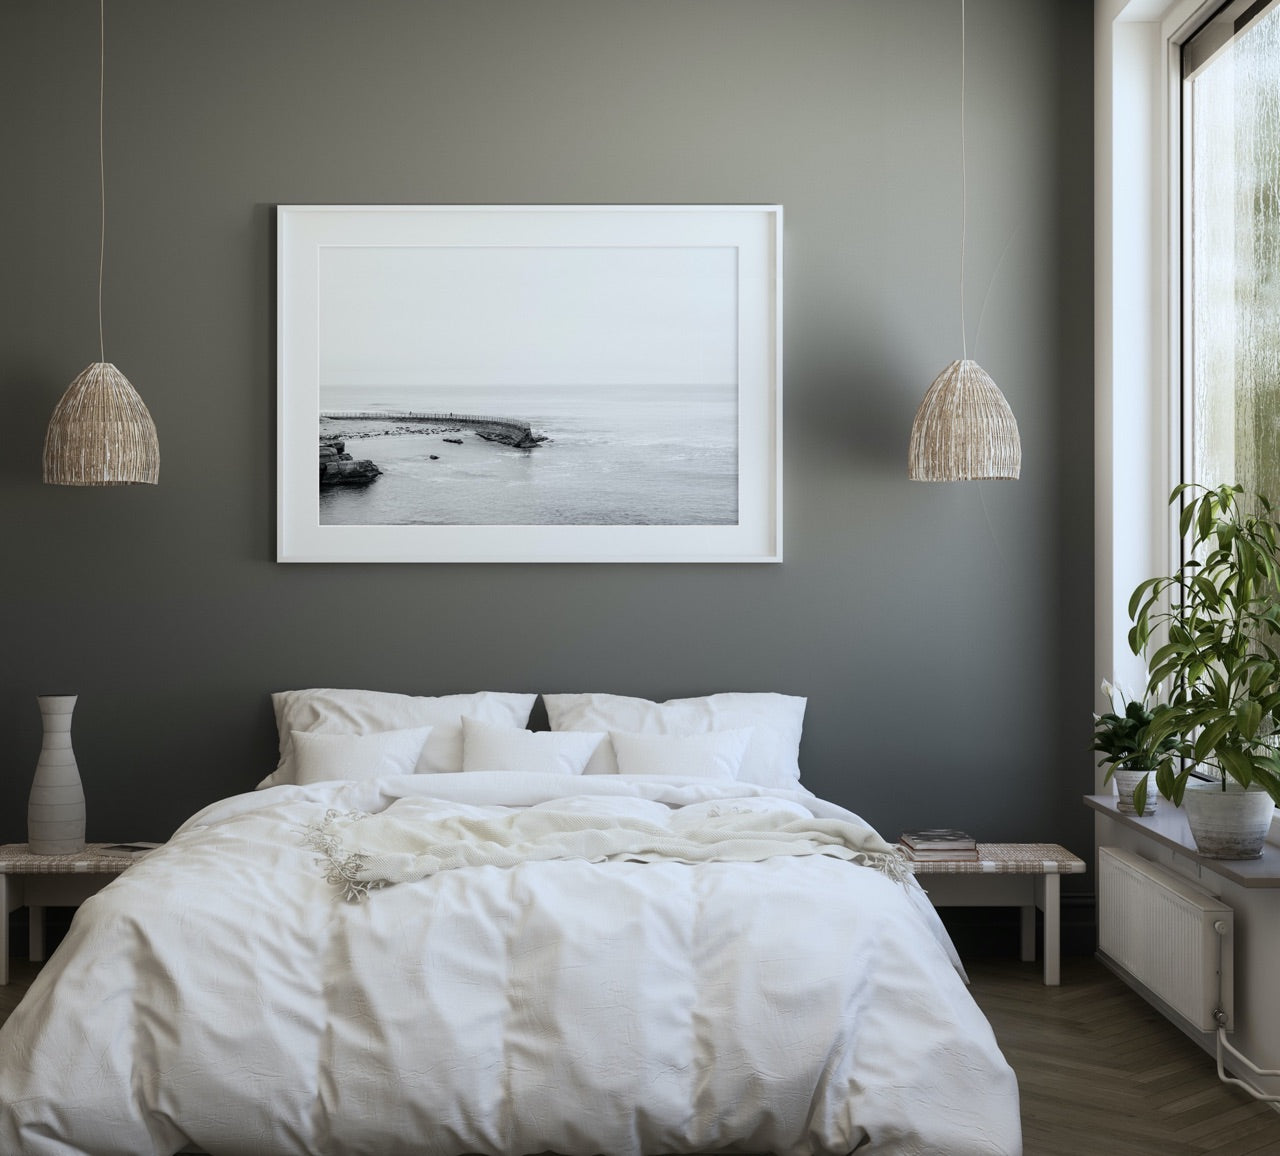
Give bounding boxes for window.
[1180,2,1280,815]
[1182,0,1280,499]
[1096,0,1280,831]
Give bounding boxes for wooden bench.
[904,843,1087,985]
[0,843,148,985]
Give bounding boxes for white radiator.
[1097,846,1234,1032]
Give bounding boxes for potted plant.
[1128,483,1280,858]
[1092,680,1177,817]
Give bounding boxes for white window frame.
[1096,0,1280,841]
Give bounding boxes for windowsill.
[1085,794,1280,888]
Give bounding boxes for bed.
[0,690,1022,1156]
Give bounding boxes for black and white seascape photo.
[317,244,740,529]
[277,206,781,563]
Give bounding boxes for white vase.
[27,694,86,855]
[1181,779,1273,860]
[1113,768,1159,816]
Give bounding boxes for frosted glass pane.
[1188,5,1280,501]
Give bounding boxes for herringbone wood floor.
[967,957,1280,1155]
[3,955,1279,1153]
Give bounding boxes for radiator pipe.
[1211,920,1280,1102]
[1216,1030,1280,1103]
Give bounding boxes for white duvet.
[0,774,1022,1156]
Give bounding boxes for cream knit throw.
[304,803,909,902]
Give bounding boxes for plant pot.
[1113,768,1159,816]
[1181,779,1274,860]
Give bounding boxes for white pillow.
[543,692,806,789]
[609,727,754,780]
[293,726,433,785]
[462,716,605,776]
[261,689,537,788]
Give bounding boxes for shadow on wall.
[790,355,919,474]
[0,366,62,487]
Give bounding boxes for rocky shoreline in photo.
[321,412,549,449]
[318,415,550,488]
[319,440,381,487]
[321,419,468,441]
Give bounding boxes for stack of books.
[100,842,162,858]
[898,829,979,861]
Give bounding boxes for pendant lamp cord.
[97,0,106,365]
[960,0,968,362]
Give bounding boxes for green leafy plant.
[1128,483,1280,806]
[1092,680,1178,815]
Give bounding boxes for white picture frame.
[277,204,782,563]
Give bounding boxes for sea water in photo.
[318,383,738,526]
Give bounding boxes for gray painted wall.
[0,1,1093,869]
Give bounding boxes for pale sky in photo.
[319,245,738,388]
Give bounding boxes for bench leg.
[28,904,45,962]
[1041,875,1061,986]
[1020,903,1035,962]
[0,876,8,986]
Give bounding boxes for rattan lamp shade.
[43,362,159,486]
[907,358,1021,481]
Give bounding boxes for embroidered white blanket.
[0,773,1021,1156]
[305,797,909,901]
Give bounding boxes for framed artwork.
[277,204,782,563]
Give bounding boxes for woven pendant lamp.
[44,362,159,485]
[907,0,1020,482]
[43,0,158,486]
[908,359,1020,481]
